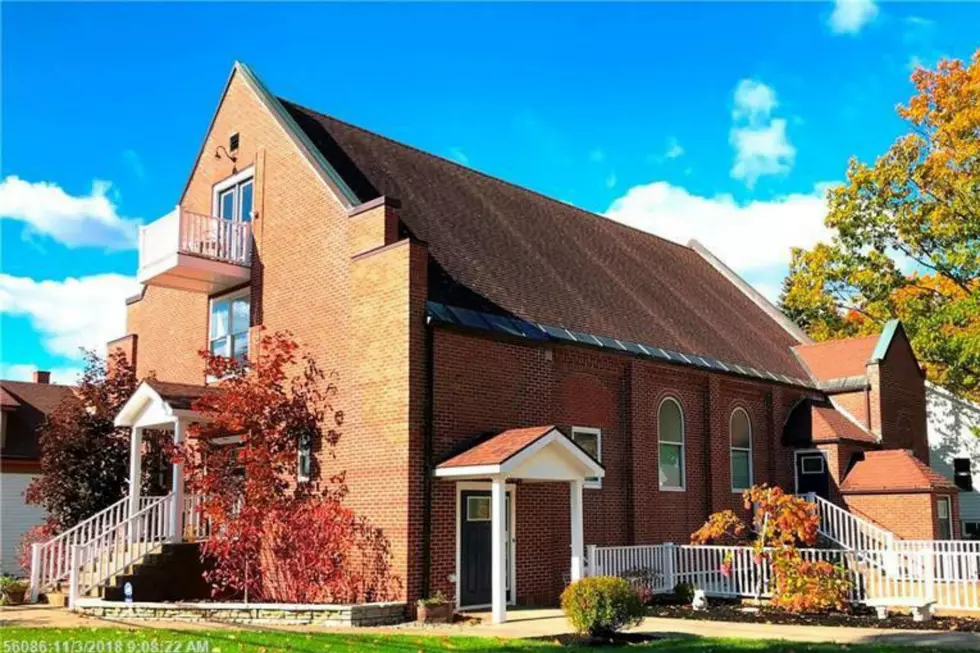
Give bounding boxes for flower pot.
[46,591,67,608]
[3,587,27,605]
[417,602,453,624]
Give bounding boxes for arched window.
[658,398,685,490]
[730,407,752,491]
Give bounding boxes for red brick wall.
[872,336,929,463]
[843,492,956,540]
[428,328,807,606]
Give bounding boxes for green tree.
[781,50,980,401]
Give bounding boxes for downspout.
[864,384,872,434]
[420,318,435,600]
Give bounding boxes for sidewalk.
[4,604,980,650]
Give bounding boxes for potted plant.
[45,584,68,608]
[0,576,29,605]
[417,591,453,624]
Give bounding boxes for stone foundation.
[74,599,406,626]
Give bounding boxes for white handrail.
[69,494,174,608]
[806,492,895,552]
[30,495,168,601]
[177,210,252,266]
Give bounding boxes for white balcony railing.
[139,207,252,271]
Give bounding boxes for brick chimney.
[33,370,51,384]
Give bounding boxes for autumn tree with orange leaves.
[780,50,980,401]
[692,485,851,613]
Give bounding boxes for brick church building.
[105,62,958,616]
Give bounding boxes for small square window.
[467,496,491,521]
[954,458,973,491]
[229,133,240,152]
[801,455,825,474]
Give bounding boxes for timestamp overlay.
[3,641,211,653]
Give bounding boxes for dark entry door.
[459,490,510,607]
[796,452,830,499]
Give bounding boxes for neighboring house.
[926,382,980,538]
[96,62,959,611]
[0,372,74,575]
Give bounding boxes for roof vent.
[229,132,240,152]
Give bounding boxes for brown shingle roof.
[812,405,877,445]
[841,450,956,494]
[281,100,809,379]
[0,380,77,460]
[145,379,216,410]
[438,426,559,468]
[793,335,879,382]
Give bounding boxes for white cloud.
[605,180,835,272]
[664,137,685,160]
[0,273,139,359]
[122,149,146,181]
[448,147,469,166]
[605,173,618,189]
[732,80,778,121]
[0,176,140,249]
[829,0,879,35]
[729,80,796,188]
[0,363,83,385]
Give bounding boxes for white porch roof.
[114,380,208,429]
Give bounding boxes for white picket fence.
[587,542,980,612]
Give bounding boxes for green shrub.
[560,576,645,636]
[673,582,695,603]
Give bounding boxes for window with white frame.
[213,168,254,223]
[297,433,312,482]
[658,397,685,490]
[571,426,602,489]
[730,407,753,492]
[937,496,953,540]
[209,289,250,361]
[954,458,974,492]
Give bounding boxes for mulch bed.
[646,597,980,632]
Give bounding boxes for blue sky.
[2,1,978,383]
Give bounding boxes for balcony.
[138,207,252,294]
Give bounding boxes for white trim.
[730,407,753,493]
[793,449,830,495]
[570,426,602,489]
[658,397,686,491]
[454,481,516,611]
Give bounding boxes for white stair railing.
[806,492,895,552]
[30,495,170,600]
[68,494,174,608]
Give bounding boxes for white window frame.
[658,397,686,492]
[937,496,953,540]
[800,455,825,475]
[729,407,753,493]
[571,426,602,489]
[211,166,255,222]
[208,287,251,362]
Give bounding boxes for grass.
[0,627,975,653]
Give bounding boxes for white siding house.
[927,382,980,537]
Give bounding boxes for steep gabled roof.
[279,98,809,378]
[0,380,77,460]
[841,449,956,494]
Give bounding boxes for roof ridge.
[277,96,695,255]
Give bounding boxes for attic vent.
[229,133,240,152]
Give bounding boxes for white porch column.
[128,426,143,517]
[491,475,507,624]
[570,479,585,583]
[169,417,187,543]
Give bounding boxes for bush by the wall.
[560,576,645,636]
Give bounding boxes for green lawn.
[0,628,972,653]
